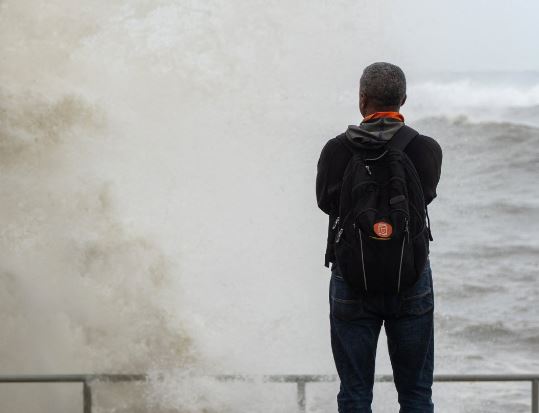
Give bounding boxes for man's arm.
[316,137,349,216]
[316,136,351,268]
[406,135,443,205]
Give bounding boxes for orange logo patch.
[373,221,392,238]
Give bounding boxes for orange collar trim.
[362,111,404,123]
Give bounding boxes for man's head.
[359,62,407,117]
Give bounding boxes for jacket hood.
[345,117,404,150]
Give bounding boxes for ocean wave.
[414,116,539,177]
[456,320,516,341]
[446,321,539,353]
[414,113,539,131]
[485,200,539,215]
[406,78,539,127]
[411,79,539,108]
[439,243,539,262]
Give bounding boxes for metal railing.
[1,373,538,413]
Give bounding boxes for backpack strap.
[387,125,419,151]
[390,125,435,241]
[425,205,434,241]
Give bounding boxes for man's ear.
[359,92,368,117]
[400,94,407,107]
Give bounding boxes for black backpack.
[333,125,433,295]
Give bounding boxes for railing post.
[532,379,538,413]
[83,380,92,413]
[296,380,306,413]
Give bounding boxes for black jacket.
[316,127,443,267]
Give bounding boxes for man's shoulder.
[322,132,347,149]
[320,127,442,158]
[406,129,442,157]
[320,132,350,157]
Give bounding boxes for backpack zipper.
[335,228,344,243]
[405,216,410,243]
[397,217,409,293]
[357,228,368,292]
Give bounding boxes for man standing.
[316,62,443,412]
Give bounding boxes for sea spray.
[0,92,195,412]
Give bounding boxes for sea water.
[1,1,538,412]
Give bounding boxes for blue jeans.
[329,258,434,413]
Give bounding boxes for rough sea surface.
[1,1,538,412]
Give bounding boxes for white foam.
[406,78,539,126]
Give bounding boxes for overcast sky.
[359,0,539,73]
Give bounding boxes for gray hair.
[360,62,406,107]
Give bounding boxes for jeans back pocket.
[397,261,434,316]
[330,268,365,321]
